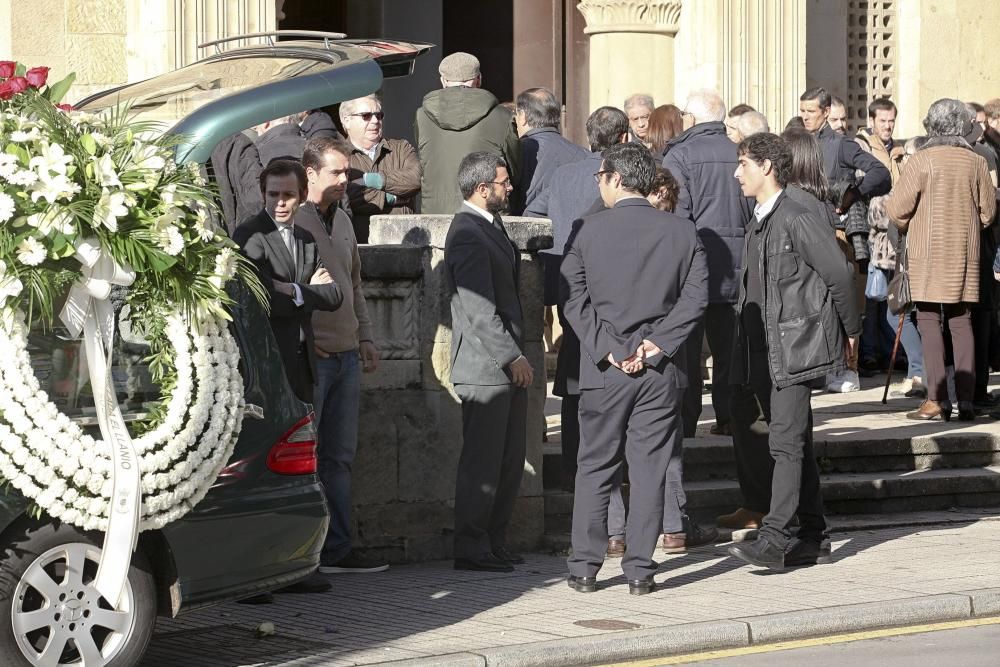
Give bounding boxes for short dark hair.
[728,103,756,117]
[968,101,985,114]
[737,133,791,188]
[800,87,832,110]
[457,151,507,200]
[868,97,897,119]
[586,106,629,153]
[784,116,805,130]
[260,159,307,195]
[515,87,561,130]
[831,95,846,109]
[650,167,680,212]
[600,142,656,196]
[302,136,351,172]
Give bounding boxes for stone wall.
[351,216,552,563]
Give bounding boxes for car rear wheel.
[0,522,157,667]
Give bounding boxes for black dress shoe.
[628,577,656,596]
[784,538,832,566]
[493,546,525,564]
[454,553,514,572]
[567,575,598,593]
[276,572,332,594]
[728,537,785,571]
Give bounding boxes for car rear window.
[77,55,341,128]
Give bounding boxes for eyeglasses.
[350,111,384,122]
[593,169,613,182]
[484,179,511,188]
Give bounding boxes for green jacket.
[414,87,521,214]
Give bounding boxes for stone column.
[577,0,682,111]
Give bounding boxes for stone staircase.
[541,380,1000,549]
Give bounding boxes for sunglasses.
[350,111,384,122]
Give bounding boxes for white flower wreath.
[0,67,266,534]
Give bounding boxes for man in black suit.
[233,159,343,402]
[563,143,709,595]
[445,151,534,573]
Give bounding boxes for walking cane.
[882,311,907,404]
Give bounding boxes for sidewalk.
[143,518,1000,666]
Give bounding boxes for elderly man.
[663,89,754,440]
[513,87,587,215]
[727,111,770,144]
[340,94,421,243]
[725,104,756,143]
[625,94,655,149]
[415,52,520,214]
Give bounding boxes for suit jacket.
[233,210,343,386]
[561,197,709,390]
[513,127,588,215]
[445,207,524,386]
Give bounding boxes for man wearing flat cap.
[415,51,521,214]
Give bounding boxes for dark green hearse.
[0,33,430,666]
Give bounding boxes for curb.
[377,588,1000,667]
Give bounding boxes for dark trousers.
[728,384,773,514]
[555,305,581,477]
[290,344,314,403]
[568,364,683,581]
[453,383,527,559]
[683,303,737,435]
[971,306,993,401]
[915,302,975,404]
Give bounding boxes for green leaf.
[146,250,178,273]
[5,143,29,164]
[14,62,25,77]
[45,72,76,104]
[80,133,97,155]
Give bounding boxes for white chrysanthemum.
[90,132,113,149]
[0,153,18,179]
[11,128,40,143]
[8,170,38,186]
[93,189,128,231]
[0,193,14,222]
[158,225,184,256]
[192,206,215,242]
[15,237,46,266]
[214,247,237,282]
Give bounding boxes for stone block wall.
[351,216,551,563]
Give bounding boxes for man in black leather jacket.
[727,133,861,571]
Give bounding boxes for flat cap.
[439,52,480,82]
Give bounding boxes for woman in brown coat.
[887,98,997,421]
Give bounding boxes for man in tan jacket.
[297,136,387,574]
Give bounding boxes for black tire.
[0,520,157,667]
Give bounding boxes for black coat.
[514,127,587,215]
[662,121,753,304]
[561,197,709,390]
[734,192,861,389]
[255,124,305,166]
[816,123,891,198]
[210,132,263,235]
[233,211,343,387]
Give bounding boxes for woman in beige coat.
[887,98,997,421]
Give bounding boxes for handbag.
[865,262,889,301]
[886,236,912,315]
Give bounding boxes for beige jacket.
[886,145,996,304]
[295,201,374,353]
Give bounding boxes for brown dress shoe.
[661,533,687,553]
[606,538,625,557]
[906,400,951,422]
[716,507,765,530]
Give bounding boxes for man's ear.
[762,159,772,176]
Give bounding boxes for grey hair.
[685,89,727,124]
[624,93,654,112]
[923,98,972,137]
[458,151,507,200]
[339,94,382,124]
[736,111,770,138]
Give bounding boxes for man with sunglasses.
[446,151,532,573]
[339,95,421,244]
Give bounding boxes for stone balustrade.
[350,215,552,562]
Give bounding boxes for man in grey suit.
[563,143,708,595]
[445,151,534,573]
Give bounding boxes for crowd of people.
[219,48,1000,593]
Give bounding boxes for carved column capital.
[577,0,683,36]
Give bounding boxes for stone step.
[544,465,1000,530]
[539,508,1000,553]
[542,432,1000,487]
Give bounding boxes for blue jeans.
[886,306,924,379]
[313,350,361,562]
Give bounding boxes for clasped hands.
[607,339,662,375]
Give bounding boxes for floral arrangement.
[0,62,264,531]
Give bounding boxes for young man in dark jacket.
[662,90,754,438]
[728,133,861,571]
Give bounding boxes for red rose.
[6,77,29,95]
[0,61,15,78]
[0,82,14,100]
[25,67,49,88]
[56,103,74,112]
